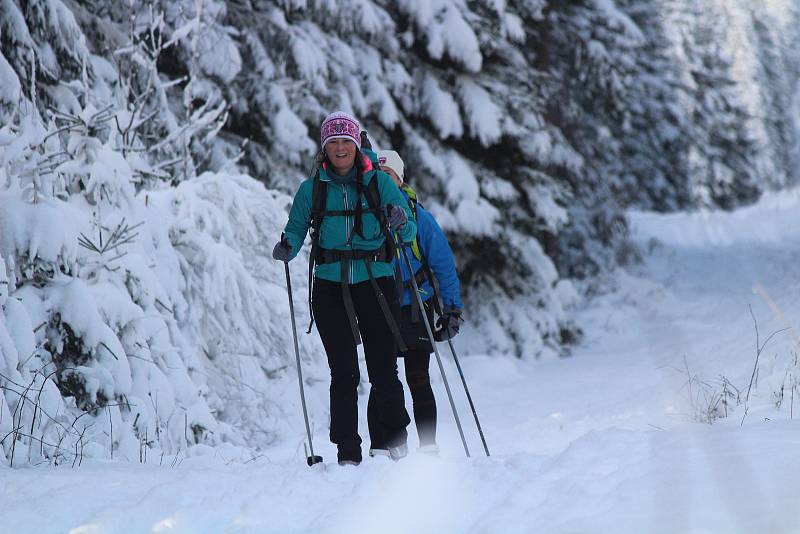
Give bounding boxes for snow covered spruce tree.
[521,1,643,280]
[615,0,800,210]
[664,0,762,208]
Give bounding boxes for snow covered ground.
[5,189,800,533]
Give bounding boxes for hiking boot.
[368,448,391,458]
[388,443,408,462]
[417,444,440,456]
[337,445,362,465]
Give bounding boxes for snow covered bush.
[0,4,328,462]
[0,100,329,465]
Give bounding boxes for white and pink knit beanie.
[320,111,361,149]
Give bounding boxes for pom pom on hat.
[377,150,405,181]
[320,111,361,149]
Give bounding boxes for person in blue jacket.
[272,112,416,466]
[367,149,464,456]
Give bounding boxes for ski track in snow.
[5,191,800,533]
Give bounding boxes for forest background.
[1,0,798,465]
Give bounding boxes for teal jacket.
[283,154,417,284]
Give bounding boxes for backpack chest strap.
[312,207,380,218]
[315,247,392,265]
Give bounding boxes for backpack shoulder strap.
[364,170,382,213]
[364,170,390,237]
[365,170,401,265]
[399,184,424,262]
[310,171,326,222]
[400,184,419,218]
[310,170,333,245]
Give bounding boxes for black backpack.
[304,163,406,350]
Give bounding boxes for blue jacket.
[283,155,416,284]
[396,194,463,310]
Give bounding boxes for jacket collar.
[319,152,374,182]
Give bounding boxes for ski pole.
[284,258,323,466]
[424,267,490,457]
[445,337,490,457]
[388,226,470,458]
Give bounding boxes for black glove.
[434,306,463,341]
[272,236,292,262]
[387,204,407,231]
[360,130,372,150]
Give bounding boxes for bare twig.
[99,341,120,361]
[154,299,175,315]
[73,424,89,468]
[745,305,787,404]
[7,429,74,461]
[78,219,143,257]
[108,406,113,460]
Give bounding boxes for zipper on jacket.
[341,184,354,285]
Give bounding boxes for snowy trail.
[5,191,800,533]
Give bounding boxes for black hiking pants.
[312,277,410,460]
[369,303,438,449]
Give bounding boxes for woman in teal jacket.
[272,111,416,465]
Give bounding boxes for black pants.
[312,277,410,459]
[369,303,438,448]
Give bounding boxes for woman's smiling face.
[324,138,357,175]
